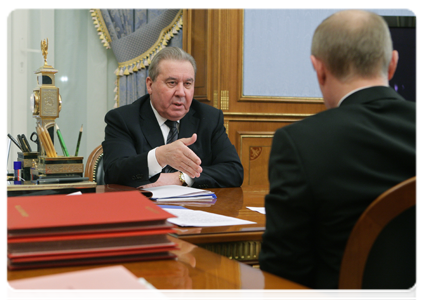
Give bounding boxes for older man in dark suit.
[102,47,243,189]
[259,10,415,289]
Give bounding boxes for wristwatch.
[179,171,188,186]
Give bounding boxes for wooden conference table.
[8,184,308,289]
[5,237,334,300]
[8,183,267,263]
[99,184,268,264]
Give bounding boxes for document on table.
[141,185,216,202]
[163,208,257,227]
[247,207,266,214]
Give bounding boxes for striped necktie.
[163,120,178,173]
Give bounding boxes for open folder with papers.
[140,185,216,203]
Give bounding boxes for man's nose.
[175,82,186,97]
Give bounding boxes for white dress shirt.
[147,101,193,186]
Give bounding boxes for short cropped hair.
[311,10,393,81]
[148,47,197,82]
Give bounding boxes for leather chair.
[338,177,416,289]
[84,145,105,185]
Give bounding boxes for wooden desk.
[7,236,306,289]
[173,186,268,264]
[8,184,267,265]
[98,185,269,263]
[172,186,268,243]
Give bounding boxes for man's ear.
[146,77,153,94]
[310,55,327,86]
[387,50,399,80]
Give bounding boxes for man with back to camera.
[259,10,415,289]
[102,47,243,189]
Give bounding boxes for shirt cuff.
[182,172,194,187]
[147,148,163,178]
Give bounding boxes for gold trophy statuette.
[41,38,48,65]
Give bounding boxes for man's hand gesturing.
[155,133,202,178]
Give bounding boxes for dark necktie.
[163,120,178,173]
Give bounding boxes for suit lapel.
[179,106,199,139]
[139,96,165,148]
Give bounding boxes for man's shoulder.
[279,108,337,132]
[107,95,149,116]
[190,99,221,115]
[277,94,415,139]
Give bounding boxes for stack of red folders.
[7,191,178,270]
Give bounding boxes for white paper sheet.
[246,206,266,214]
[164,208,256,227]
[67,191,82,196]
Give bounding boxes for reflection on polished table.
[98,184,269,263]
[7,235,306,289]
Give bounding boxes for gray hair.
[148,47,197,81]
[311,10,393,81]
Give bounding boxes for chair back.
[338,177,416,289]
[84,145,105,185]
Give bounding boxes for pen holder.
[32,156,84,179]
[17,152,39,181]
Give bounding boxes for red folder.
[8,228,176,256]
[7,191,179,270]
[9,243,178,262]
[8,190,176,237]
[8,251,176,270]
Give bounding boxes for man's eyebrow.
[164,77,194,82]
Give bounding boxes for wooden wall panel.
[237,132,274,187]
[183,10,212,103]
[183,9,326,186]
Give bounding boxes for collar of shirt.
[149,100,180,143]
[337,85,374,107]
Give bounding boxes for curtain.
[91,9,183,107]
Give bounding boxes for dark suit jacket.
[102,94,243,188]
[259,86,415,289]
